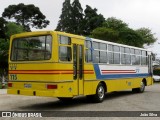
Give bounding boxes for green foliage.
[71,0,83,34]
[136,28,157,46]
[56,0,73,33]
[103,17,128,30]
[2,3,50,31]
[0,38,9,71]
[56,1,156,47]
[0,17,7,39]
[56,1,105,35]
[118,28,144,47]
[5,22,24,38]
[82,5,105,35]
[91,17,156,47]
[92,27,118,42]
[0,22,24,74]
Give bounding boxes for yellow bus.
[8,31,153,102]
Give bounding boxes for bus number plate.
[24,84,32,88]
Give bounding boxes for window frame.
[58,35,72,62]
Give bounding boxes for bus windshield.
[11,35,52,61]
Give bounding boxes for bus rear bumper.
[7,89,73,98]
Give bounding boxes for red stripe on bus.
[102,72,136,74]
[101,70,135,72]
[9,70,94,74]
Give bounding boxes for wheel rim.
[98,86,105,99]
[140,82,145,91]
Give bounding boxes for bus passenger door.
[73,44,84,95]
[148,55,153,75]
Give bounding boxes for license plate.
[24,84,32,88]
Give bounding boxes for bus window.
[125,48,130,53]
[135,56,140,65]
[59,46,72,61]
[100,43,107,50]
[125,54,131,64]
[93,42,99,49]
[132,55,136,65]
[135,50,141,55]
[59,36,71,45]
[108,52,113,64]
[85,41,91,48]
[11,35,52,61]
[85,50,92,62]
[100,51,107,63]
[141,51,148,65]
[108,44,113,51]
[113,46,120,64]
[114,53,120,64]
[93,50,100,63]
[59,35,72,62]
[131,48,135,54]
[85,40,92,62]
[114,45,120,52]
[121,47,125,53]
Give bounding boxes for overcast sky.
[0,0,160,57]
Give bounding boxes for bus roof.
[11,30,151,53]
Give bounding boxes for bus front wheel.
[93,83,105,103]
[132,81,145,93]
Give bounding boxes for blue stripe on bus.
[93,64,150,80]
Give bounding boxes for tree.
[2,3,50,31]
[71,0,83,34]
[118,27,144,47]
[0,17,7,39]
[91,17,156,47]
[0,22,24,79]
[103,17,128,30]
[0,38,9,72]
[92,27,119,42]
[5,22,24,39]
[56,0,73,33]
[136,27,157,46]
[82,5,105,35]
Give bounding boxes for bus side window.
[93,50,100,63]
[113,45,120,64]
[59,46,72,61]
[85,41,92,62]
[141,51,148,65]
[108,44,113,64]
[59,35,72,62]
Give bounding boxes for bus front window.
[11,35,52,61]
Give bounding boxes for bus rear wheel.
[132,81,145,93]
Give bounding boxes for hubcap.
[140,82,145,91]
[98,86,105,99]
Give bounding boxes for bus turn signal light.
[47,84,57,89]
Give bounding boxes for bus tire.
[58,97,73,102]
[93,83,105,103]
[132,81,145,93]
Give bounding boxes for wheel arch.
[99,81,107,93]
[142,78,147,86]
